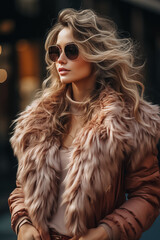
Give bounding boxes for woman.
[8,8,160,240]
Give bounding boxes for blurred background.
[0,0,160,239]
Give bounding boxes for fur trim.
[10,86,160,235]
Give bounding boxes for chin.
[60,77,76,84]
[60,78,71,84]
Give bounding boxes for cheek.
[55,63,58,71]
[74,61,92,76]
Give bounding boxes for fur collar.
[10,86,160,235]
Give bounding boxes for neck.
[71,75,96,102]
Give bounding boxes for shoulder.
[99,86,160,133]
[98,87,160,165]
[129,99,160,166]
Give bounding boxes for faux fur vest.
[10,86,160,236]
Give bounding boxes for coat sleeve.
[8,180,32,233]
[100,151,160,240]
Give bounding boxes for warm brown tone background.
[0,1,159,239]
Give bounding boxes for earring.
[0,45,7,83]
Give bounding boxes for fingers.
[33,229,41,240]
[17,223,41,240]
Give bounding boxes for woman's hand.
[17,223,41,240]
[70,226,109,240]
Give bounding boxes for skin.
[18,224,109,240]
[55,27,96,101]
[17,27,109,240]
[17,223,41,240]
[56,27,98,148]
[70,227,109,240]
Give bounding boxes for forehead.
[56,27,74,45]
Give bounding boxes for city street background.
[0,0,160,239]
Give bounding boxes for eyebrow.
[56,41,75,48]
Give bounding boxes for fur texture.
[10,86,160,235]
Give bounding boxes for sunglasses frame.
[48,43,79,62]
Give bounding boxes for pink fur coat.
[9,86,160,240]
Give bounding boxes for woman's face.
[55,27,93,85]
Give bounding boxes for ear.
[0,45,7,83]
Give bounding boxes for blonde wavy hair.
[38,8,144,139]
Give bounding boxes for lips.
[58,67,69,72]
[58,68,70,75]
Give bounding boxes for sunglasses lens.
[48,45,60,62]
[65,44,79,60]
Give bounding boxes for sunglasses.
[48,43,79,62]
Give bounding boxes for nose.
[57,50,67,64]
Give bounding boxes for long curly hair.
[36,8,144,140]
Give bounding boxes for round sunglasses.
[48,43,79,62]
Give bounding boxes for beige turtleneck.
[48,146,72,236]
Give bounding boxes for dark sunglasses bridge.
[48,43,79,62]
